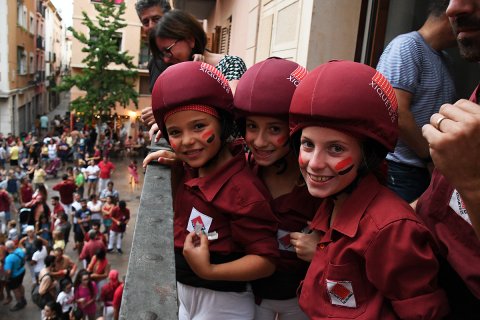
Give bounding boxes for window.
[29,13,35,34]
[139,76,150,95]
[17,47,27,75]
[29,52,35,74]
[113,32,123,51]
[17,2,27,28]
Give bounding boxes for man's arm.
[423,99,480,237]
[395,89,430,159]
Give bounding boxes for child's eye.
[329,144,345,153]
[246,123,257,130]
[193,123,206,130]
[269,126,281,134]
[168,129,180,137]
[300,139,314,149]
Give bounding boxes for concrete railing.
[120,143,178,319]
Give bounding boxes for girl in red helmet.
[233,57,320,320]
[289,60,449,319]
[151,61,278,319]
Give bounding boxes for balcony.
[120,142,178,319]
[37,1,45,17]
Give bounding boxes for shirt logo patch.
[277,229,294,252]
[326,280,357,308]
[186,207,213,234]
[449,190,472,225]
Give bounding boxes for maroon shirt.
[174,145,279,257]
[98,161,115,179]
[249,162,320,300]
[53,180,76,205]
[79,238,106,261]
[299,174,449,319]
[110,207,130,233]
[20,184,33,204]
[0,190,11,212]
[415,86,480,315]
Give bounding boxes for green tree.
[56,0,138,122]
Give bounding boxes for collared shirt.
[249,162,320,299]
[299,174,449,319]
[174,144,278,257]
[415,86,480,316]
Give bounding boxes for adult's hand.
[148,123,162,142]
[423,99,480,237]
[141,106,156,127]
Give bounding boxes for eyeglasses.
[141,15,161,27]
[159,39,179,59]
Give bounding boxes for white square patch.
[277,229,295,252]
[326,280,357,308]
[186,207,213,234]
[449,190,472,225]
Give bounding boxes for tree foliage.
[55,0,138,122]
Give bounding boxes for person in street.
[99,181,119,203]
[288,60,449,319]
[107,201,129,254]
[53,174,77,215]
[4,240,27,312]
[97,156,115,194]
[38,255,57,310]
[0,185,15,234]
[112,282,124,320]
[80,229,106,267]
[416,0,480,317]
[100,269,121,320]
[73,269,98,320]
[56,277,75,320]
[50,246,77,281]
[74,199,92,255]
[376,0,458,202]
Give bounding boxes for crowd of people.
[134,0,479,319]
[0,112,138,319]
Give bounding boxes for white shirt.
[32,246,48,273]
[84,165,100,179]
[88,200,102,220]
[71,201,82,224]
[57,288,74,313]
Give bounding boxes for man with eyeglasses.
[135,0,172,92]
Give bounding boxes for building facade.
[0,0,64,136]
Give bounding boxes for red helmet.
[234,57,308,119]
[289,60,398,151]
[151,61,234,134]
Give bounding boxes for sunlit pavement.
[1,156,144,320]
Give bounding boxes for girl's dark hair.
[44,301,62,317]
[150,9,207,60]
[59,277,73,292]
[45,255,55,267]
[74,269,95,299]
[95,248,106,260]
[34,238,44,251]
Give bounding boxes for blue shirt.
[4,248,26,278]
[377,31,456,167]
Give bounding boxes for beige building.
[70,0,149,127]
[0,0,64,136]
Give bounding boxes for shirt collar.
[185,144,246,202]
[311,174,382,238]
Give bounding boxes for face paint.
[206,134,215,144]
[201,130,215,144]
[169,138,177,150]
[335,157,354,175]
[276,135,289,147]
[298,154,304,167]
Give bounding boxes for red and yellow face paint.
[201,130,216,144]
